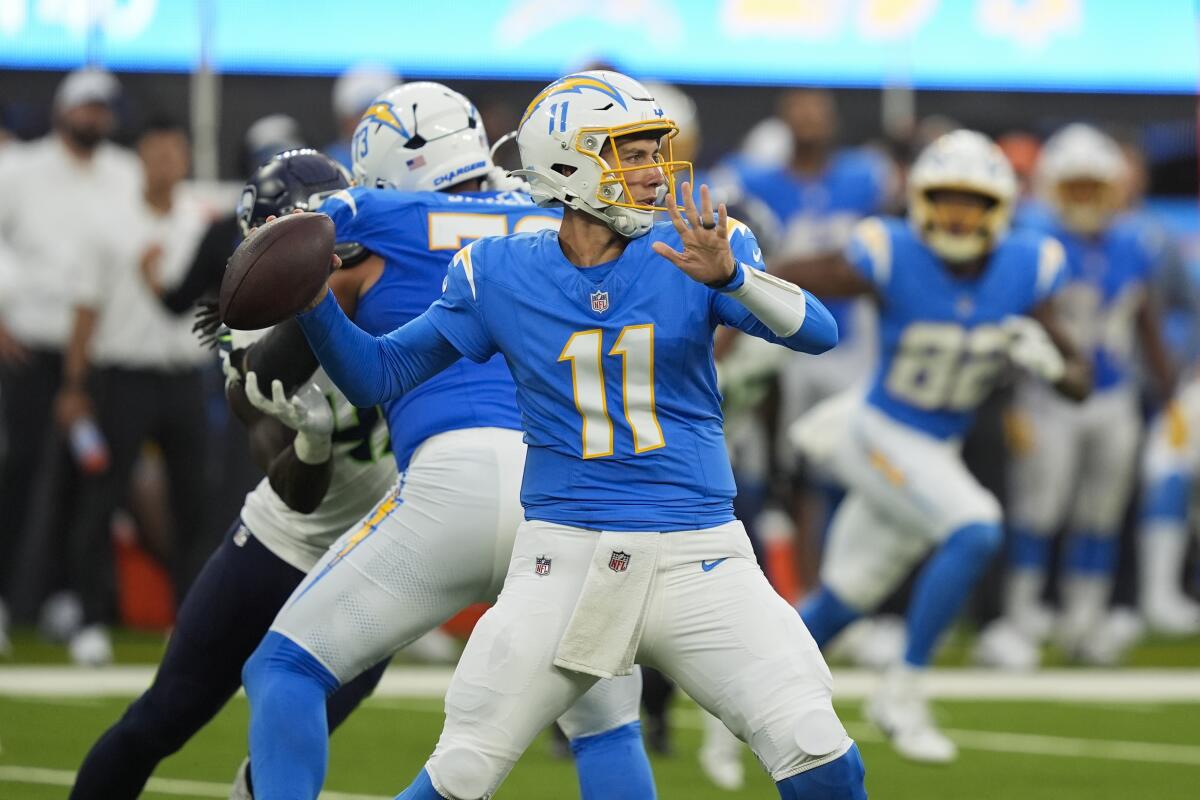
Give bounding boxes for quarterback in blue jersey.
[292,71,865,800]
[789,131,1090,763]
[982,124,1174,668]
[241,83,656,800]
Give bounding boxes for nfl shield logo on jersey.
[608,551,631,573]
[590,290,609,314]
[535,555,552,576]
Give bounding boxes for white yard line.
[0,765,388,799]
[2,665,1200,701]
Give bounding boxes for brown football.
[219,212,335,330]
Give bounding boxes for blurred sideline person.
[791,131,1089,763]
[138,114,310,543]
[324,63,400,169]
[53,118,211,665]
[980,124,1174,668]
[242,81,657,800]
[0,68,141,653]
[69,148,393,800]
[281,70,864,800]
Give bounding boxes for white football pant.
[819,401,1002,611]
[271,427,641,745]
[423,519,853,799]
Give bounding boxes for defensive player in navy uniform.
[69,150,394,800]
[242,82,656,800]
[283,70,863,800]
[789,131,1090,763]
[980,124,1174,667]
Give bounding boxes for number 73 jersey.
[426,220,784,532]
[848,217,1067,439]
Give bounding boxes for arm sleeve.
[711,220,838,354]
[296,290,464,408]
[160,217,238,314]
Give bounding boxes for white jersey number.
[559,326,665,458]
[427,211,560,250]
[885,322,1008,411]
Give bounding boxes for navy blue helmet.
[237,148,365,265]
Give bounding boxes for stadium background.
[2,1,1199,798]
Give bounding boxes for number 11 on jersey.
[559,325,665,458]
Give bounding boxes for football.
[219,211,335,330]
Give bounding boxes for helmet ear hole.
[552,163,577,177]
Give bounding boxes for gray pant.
[67,366,208,625]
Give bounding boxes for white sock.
[1060,574,1112,645]
[1140,521,1191,609]
[1004,568,1047,634]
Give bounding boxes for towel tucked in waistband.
[554,531,661,679]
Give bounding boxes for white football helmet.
[514,71,692,239]
[908,130,1018,262]
[1035,123,1127,235]
[642,81,699,163]
[351,82,491,192]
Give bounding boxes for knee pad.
[769,706,849,780]
[428,747,500,800]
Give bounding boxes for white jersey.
[231,329,397,573]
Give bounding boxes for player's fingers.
[680,182,703,231]
[271,379,288,405]
[651,241,686,267]
[663,192,689,238]
[244,371,264,403]
[717,201,729,238]
[330,253,343,271]
[699,184,715,228]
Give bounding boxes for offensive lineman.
[790,131,1090,762]
[242,82,656,800]
[285,71,864,800]
[69,149,395,799]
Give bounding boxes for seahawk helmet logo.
[590,290,609,313]
[535,555,552,576]
[609,551,631,573]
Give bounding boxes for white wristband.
[725,263,808,338]
[293,429,332,465]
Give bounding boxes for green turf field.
[2,630,1199,799]
[3,690,1199,798]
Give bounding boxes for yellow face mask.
[576,120,693,213]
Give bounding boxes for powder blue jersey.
[422,219,835,531]
[321,187,561,469]
[848,217,1067,439]
[729,149,890,339]
[1017,205,1156,391]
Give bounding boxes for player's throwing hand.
[652,182,737,287]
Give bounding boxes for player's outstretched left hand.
[652,182,737,287]
[244,372,334,437]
